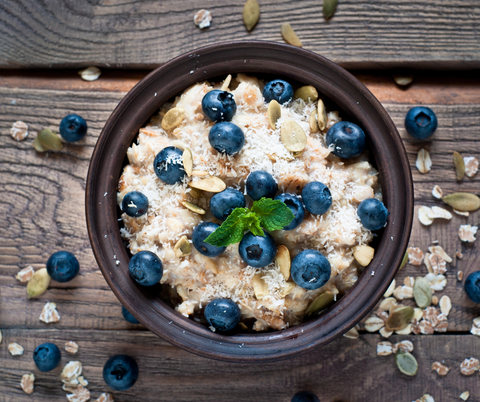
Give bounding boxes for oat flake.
[10,121,29,141]
[431,185,443,199]
[79,66,101,81]
[463,156,478,177]
[39,302,60,323]
[460,391,470,401]
[61,361,83,383]
[458,225,478,242]
[470,317,480,336]
[67,385,91,402]
[460,358,479,376]
[16,265,35,282]
[428,253,447,275]
[65,341,79,354]
[96,394,114,402]
[407,247,424,265]
[21,373,35,394]
[8,342,24,355]
[431,361,449,376]
[194,9,212,29]
[392,340,414,353]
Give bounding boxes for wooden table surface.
[1,1,480,401]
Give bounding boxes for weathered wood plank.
[1,0,480,69]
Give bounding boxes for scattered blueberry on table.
[210,188,246,220]
[122,306,140,324]
[121,191,148,218]
[326,121,366,159]
[202,90,237,122]
[291,390,320,402]
[208,122,245,155]
[239,231,277,268]
[275,193,305,230]
[404,106,438,139]
[33,343,61,372]
[59,114,87,142]
[204,298,241,332]
[246,170,278,200]
[103,354,139,391]
[302,181,332,215]
[357,198,389,231]
[192,222,226,257]
[465,271,480,303]
[291,249,331,290]
[46,250,80,282]
[128,251,163,286]
[263,79,294,104]
[153,146,186,185]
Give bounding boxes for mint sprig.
[204,198,295,247]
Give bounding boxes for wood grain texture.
[1,0,480,69]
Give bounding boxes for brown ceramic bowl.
[86,41,413,362]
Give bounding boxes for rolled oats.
[395,323,413,335]
[418,206,434,226]
[407,247,424,265]
[383,279,395,297]
[417,320,435,335]
[404,276,415,287]
[431,185,443,199]
[379,297,397,312]
[456,251,463,260]
[16,266,35,282]
[79,66,101,82]
[416,148,432,173]
[458,225,478,242]
[377,341,393,356]
[65,341,79,354]
[67,385,91,402]
[8,342,24,355]
[78,376,88,387]
[457,270,463,281]
[413,308,424,321]
[343,327,359,339]
[364,315,385,332]
[425,273,447,291]
[427,206,452,220]
[470,317,480,336]
[392,340,414,353]
[460,391,470,401]
[428,253,447,275]
[10,121,29,141]
[61,361,83,383]
[379,327,393,338]
[96,394,114,402]
[431,361,449,376]
[464,156,479,177]
[439,295,452,316]
[454,209,470,217]
[415,395,434,402]
[393,285,414,300]
[21,373,35,394]
[429,245,453,263]
[39,302,60,323]
[375,310,389,322]
[193,9,212,29]
[460,358,479,376]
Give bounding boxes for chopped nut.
[39,302,60,323]
[364,315,385,332]
[392,340,414,353]
[353,245,375,266]
[65,341,79,354]
[8,342,24,356]
[439,295,452,316]
[67,385,91,402]
[416,148,432,173]
[418,206,434,226]
[79,66,101,81]
[459,225,478,242]
[379,327,393,338]
[460,358,479,376]
[193,9,212,29]
[21,373,35,394]
[428,253,447,275]
[428,245,452,263]
[432,185,443,199]
[383,279,396,297]
[343,327,359,339]
[464,156,479,177]
[460,391,470,401]
[16,266,35,282]
[431,361,449,376]
[427,206,452,220]
[10,121,29,141]
[432,295,438,305]
[377,341,393,356]
[96,394,114,402]
[457,270,463,281]
[393,285,414,300]
[407,247,424,265]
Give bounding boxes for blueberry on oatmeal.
[121,191,148,218]
[33,343,61,372]
[192,222,226,257]
[210,188,246,220]
[202,90,237,122]
[208,122,245,155]
[46,251,80,283]
[263,79,294,105]
[246,170,278,200]
[275,193,305,230]
[405,106,438,139]
[465,271,480,303]
[153,146,186,185]
[357,198,389,231]
[326,121,365,159]
[291,250,331,290]
[103,355,139,391]
[122,306,140,324]
[128,250,163,286]
[239,231,277,268]
[204,298,241,332]
[301,182,332,215]
[291,391,320,402]
[59,114,87,142]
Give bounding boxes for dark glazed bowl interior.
[86,41,413,362]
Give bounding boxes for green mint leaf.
[242,211,265,237]
[204,208,248,247]
[251,197,295,231]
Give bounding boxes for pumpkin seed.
[174,236,191,257]
[275,245,291,280]
[305,291,334,317]
[280,120,307,152]
[413,277,432,309]
[294,86,318,102]
[309,110,319,133]
[393,75,414,86]
[442,192,480,212]
[353,245,374,267]
[181,201,206,214]
[267,100,281,130]
[400,251,409,269]
[38,129,63,151]
[33,137,47,152]
[189,187,203,198]
[453,151,465,180]
[323,0,338,20]
[317,99,327,131]
[182,147,193,177]
[189,176,226,193]
[386,305,414,331]
[395,351,418,376]
[281,23,303,47]
[243,0,260,31]
[27,268,51,298]
[161,107,185,131]
[278,281,296,297]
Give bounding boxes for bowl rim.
[86,40,413,362]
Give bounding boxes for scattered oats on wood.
[392,340,414,353]
[418,206,434,226]
[193,9,212,29]
[460,391,470,401]
[431,185,443,199]
[432,295,438,305]
[377,341,393,356]
[10,121,29,141]
[393,285,413,300]
[63,379,80,393]
[431,361,449,376]
[364,315,385,332]
[457,270,463,281]
[460,358,479,376]
[65,341,79,354]
[415,395,435,402]
[393,75,414,86]
[375,310,389,322]
[39,302,60,323]
[428,245,452,263]
[470,317,480,336]
[16,266,35,282]
[67,385,91,402]
[458,225,478,242]
[428,253,447,275]
[8,342,24,355]
[383,279,395,297]
[395,324,413,335]
[21,373,35,394]
[404,277,415,287]
[379,297,397,312]
[425,273,447,291]
[78,376,88,387]
[463,156,479,177]
[454,209,470,217]
[343,327,359,339]
[416,319,434,335]
[407,247,424,265]
[61,361,83,383]
[96,394,114,402]
[281,23,303,47]
[427,206,452,220]
[413,308,424,321]
[379,327,393,338]
[79,66,101,81]
[439,295,452,316]
[416,148,432,173]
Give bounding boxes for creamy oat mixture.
[118,74,381,331]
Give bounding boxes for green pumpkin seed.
[400,251,409,269]
[181,201,206,214]
[27,268,51,298]
[323,0,338,20]
[280,120,307,152]
[413,277,432,309]
[182,147,193,177]
[33,137,47,152]
[243,0,260,31]
[317,99,327,131]
[281,23,303,47]
[38,129,63,151]
[305,291,334,317]
[294,86,318,102]
[395,351,418,376]
[189,188,203,199]
[453,151,465,180]
[267,100,281,130]
[161,107,185,131]
[393,75,414,86]
[442,192,480,212]
[189,176,226,193]
[174,236,191,257]
[386,305,414,331]
[309,110,319,133]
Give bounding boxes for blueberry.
[465,271,480,303]
[246,170,278,201]
[204,298,241,332]
[291,391,320,402]
[357,198,389,231]
[192,222,226,257]
[46,251,80,283]
[301,182,332,215]
[103,354,139,391]
[208,122,245,155]
[33,343,61,372]
[275,193,305,230]
[291,250,331,290]
[263,79,294,105]
[202,90,237,122]
[210,188,246,220]
[121,191,148,218]
[128,251,163,286]
[238,231,277,268]
[122,306,140,324]
[59,114,87,142]
[326,121,366,159]
[405,106,438,139]
[153,146,186,185]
